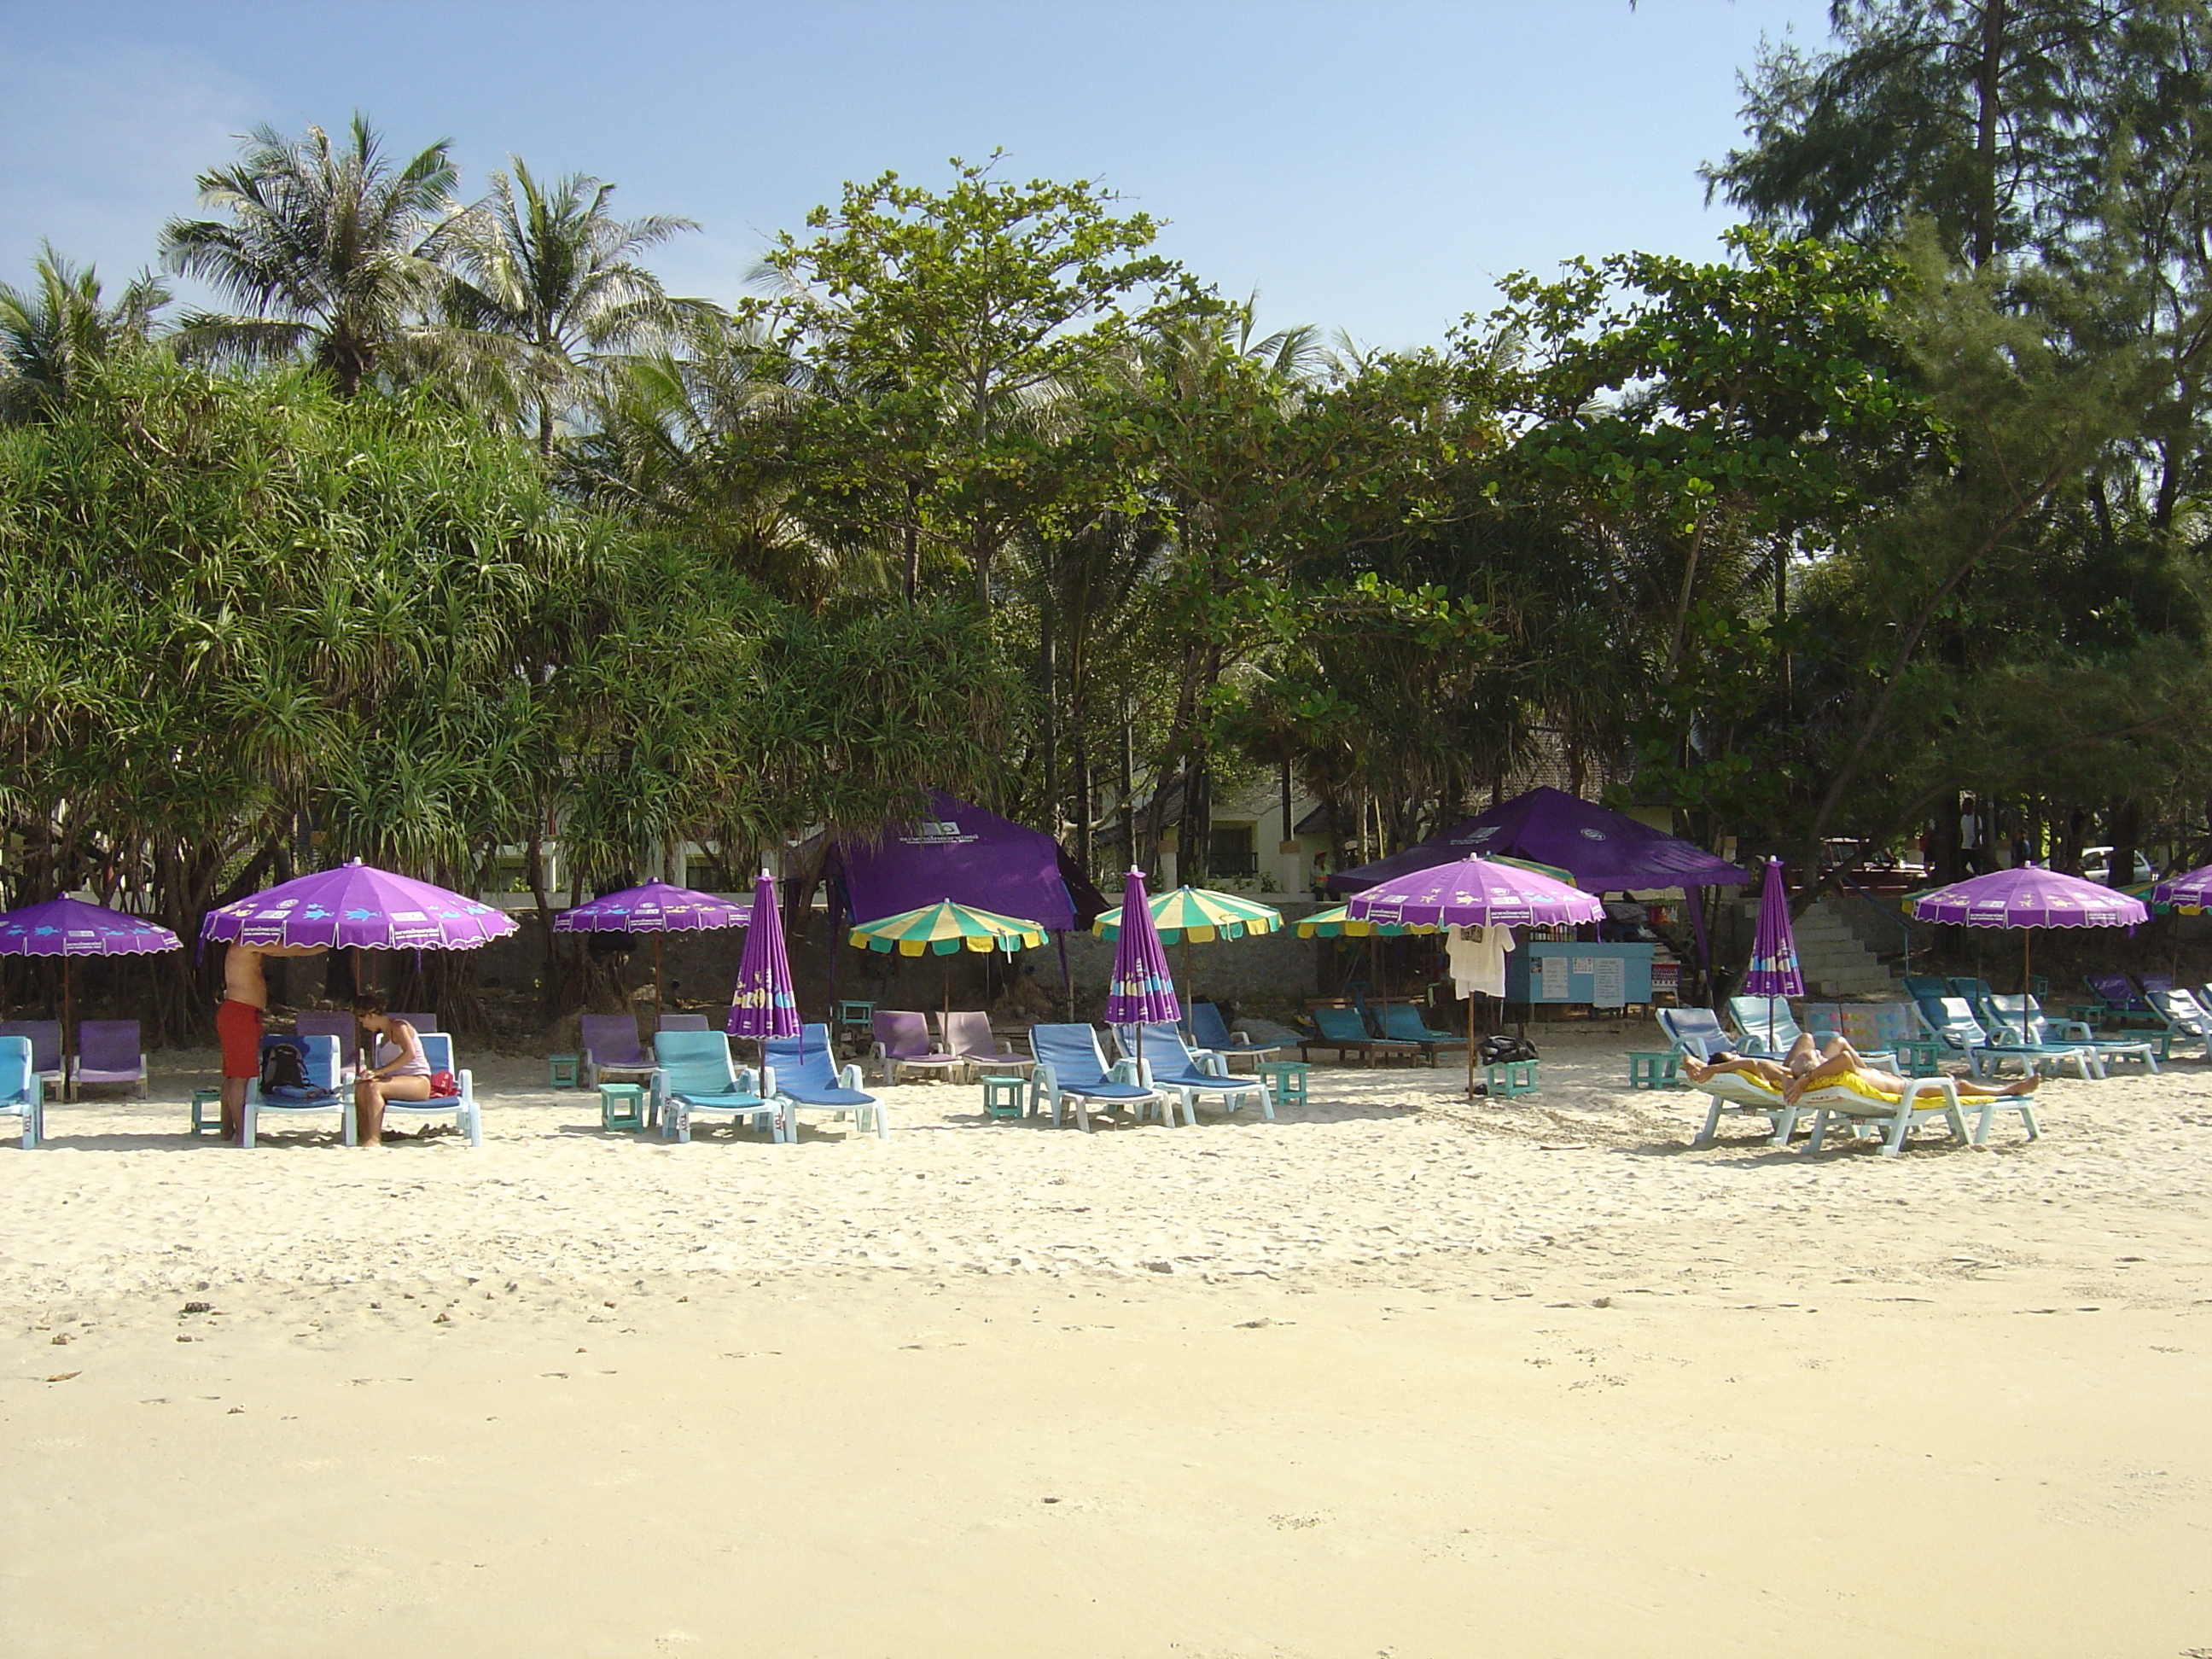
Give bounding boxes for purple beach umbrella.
[1910,866,2148,992]
[2151,864,2212,911]
[200,859,517,952]
[0,896,182,1091]
[553,878,752,1018]
[1348,855,1604,1097]
[1103,869,1180,1082]
[1743,858,1805,1036]
[725,872,801,1044]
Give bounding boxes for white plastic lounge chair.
[2145,989,2212,1059]
[1112,1023,1273,1124]
[1656,1006,1731,1061]
[580,1015,655,1091]
[765,1024,887,1138]
[374,1032,480,1147]
[1027,1023,1158,1132]
[1727,995,1807,1057]
[242,1034,351,1147]
[1688,1067,1970,1155]
[940,1010,1033,1076]
[1189,1002,1283,1068]
[67,1019,146,1097]
[1914,998,2104,1080]
[651,1029,785,1144]
[0,1034,44,1148]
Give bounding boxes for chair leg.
[242,1104,256,1150]
[1695,1097,1723,1148]
[1881,1108,1912,1155]
[1806,1109,1831,1153]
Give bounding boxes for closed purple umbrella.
[0,896,182,1091]
[1348,855,1604,1096]
[1103,869,1180,1081]
[552,879,751,1019]
[1743,859,1805,1038]
[1911,866,2148,992]
[725,872,800,1044]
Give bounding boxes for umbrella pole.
[2023,928,2032,997]
[654,935,664,1022]
[1465,988,1477,1099]
[61,956,73,1102]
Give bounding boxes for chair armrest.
[838,1063,864,1090]
[2047,1019,2094,1041]
[648,1068,668,1111]
[758,1064,777,1099]
[732,1065,759,1094]
[1199,1053,1230,1077]
[1109,1057,1144,1086]
[1033,1061,1058,1097]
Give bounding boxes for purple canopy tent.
[725,872,801,1044]
[825,793,1107,1016]
[1348,856,1603,1097]
[1103,869,1180,1084]
[0,897,181,1093]
[1327,787,1748,1001]
[1743,858,1806,1037]
[551,878,751,1020]
[1910,866,2148,992]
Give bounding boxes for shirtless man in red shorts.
[217,942,327,1141]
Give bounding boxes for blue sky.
[0,0,1832,351]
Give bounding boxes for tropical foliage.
[8,5,2212,1031]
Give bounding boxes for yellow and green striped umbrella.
[849,899,1047,957]
[1292,903,1434,939]
[1489,854,1576,886]
[1089,887,1283,943]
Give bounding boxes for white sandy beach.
[3,1027,2209,1656]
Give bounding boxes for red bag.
[428,1069,458,1097]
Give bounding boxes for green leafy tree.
[0,243,168,422]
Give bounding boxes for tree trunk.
[901,478,920,607]
[1973,0,2007,267]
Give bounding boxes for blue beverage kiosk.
[1505,941,1653,1008]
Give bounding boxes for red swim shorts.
[217,999,263,1079]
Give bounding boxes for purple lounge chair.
[940,1010,1032,1077]
[67,1019,146,1097]
[870,1010,965,1083]
[0,1020,62,1088]
[390,1010,439,1033]
[658,1014,710,1033]
[580,1014,654,1090]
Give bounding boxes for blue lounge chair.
[765,1024,886,1138]
[1656,1006,1731,1060]
[242,1034,350,1146]
[652,1029,783,1144]
[1027,1024,1159,1132]
[1188,1002,1284,1066]
[1113,1023,1273,1124]
[0,1034,44,1148]
[1912,997,2104,1080]
[375,1032,482,1146]
[294,1011,361,1085]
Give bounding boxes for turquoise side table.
[546,1052,580,1088]
[598,1081,647,1132]
[1486,1059,1539,1098]
[1257,1059,1312,1109]
[1627,1051,1680,1090]
[980,1074,1027,1120]
[189,1088,226,1137]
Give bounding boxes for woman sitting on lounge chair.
[1684,1033,2040,1104]
[353,995,434,1146]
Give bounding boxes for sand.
[3,1027,2209,1656]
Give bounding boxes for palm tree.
[0,243,169,422]
[445,159,700,454]
[158,114,481,398]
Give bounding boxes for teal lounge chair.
[652,1029,784,1144]
[0,1020,63,1091]
[0,1034,44,1148]
[765,1025,886,1138]
[1912,997,2101,1080]
[1300,1005,1420,1067]
[1189,1002,1284,1066]
[1113,1023,1273,1123]
[2146,989,2211,1058]
[1377,1004,1469,1065]
[1027,1024,1159,1132]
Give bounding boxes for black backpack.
[259,1040,308,1093]
[1477,1033,1539,1065]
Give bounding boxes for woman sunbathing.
[1684,1034,2040,1104]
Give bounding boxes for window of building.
[1209,824,1258,877]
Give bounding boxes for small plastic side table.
[189,1088,226,1137]
[979,1074,1027,1120]
[834,999,876,1030]
[1895,1039,1947,1078]
[546,1052,580,1088]
[1257,1059,1312,1109]
[1627,1051,1680,1090]
[598,1081,647,1132]
[1486,1059,1539,1098]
